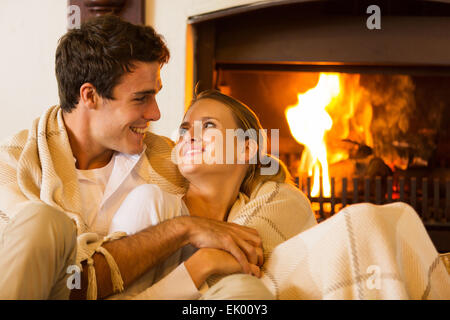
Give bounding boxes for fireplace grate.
[295,176,450,226]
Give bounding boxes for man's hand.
[70,215,263,300]
[179,216,264,275]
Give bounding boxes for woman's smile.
[180,143,205,161]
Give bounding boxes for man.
[0,15,269,299]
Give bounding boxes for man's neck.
[62,108,113,170]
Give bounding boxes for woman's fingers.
[256,246,264,266]
[249,264,261,278]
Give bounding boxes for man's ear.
[237,138,259,164]
[79,83,99,110]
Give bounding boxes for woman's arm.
[129,247,261,300]
[184,248,261,289]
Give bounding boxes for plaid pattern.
[440,253,450,274]
[260,202,450,299]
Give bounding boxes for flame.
[285,73,417,201]
[285,73,341,197]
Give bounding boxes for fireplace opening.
[215,67,450,221]
[188,0,450,251]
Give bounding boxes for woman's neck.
[183,176,242,222]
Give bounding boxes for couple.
[0,15,448,300]
[0,14,313,300]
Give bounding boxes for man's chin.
[117,143,145,156]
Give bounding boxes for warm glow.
[285,73,341,197]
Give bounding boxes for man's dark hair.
[55,15,170,112]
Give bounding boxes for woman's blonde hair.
[188,89,293,196]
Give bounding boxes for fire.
[285,73,341,197]
[285,72,416,202]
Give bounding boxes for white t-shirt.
[76,156,115,233]
[107,183,200,300]
[74,150,202,299]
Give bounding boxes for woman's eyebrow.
[180,117,219,127]
[200,116,219,121]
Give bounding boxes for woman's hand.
[184,248,261,289]
[179,216,264,275]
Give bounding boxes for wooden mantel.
[68,0,144,25]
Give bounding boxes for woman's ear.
[237,138,258,164]
[79,83,99,110]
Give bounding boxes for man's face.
[91,61,162,155]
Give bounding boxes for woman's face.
[176,98,245,178]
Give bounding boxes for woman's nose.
[189,122,203,142]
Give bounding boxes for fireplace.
[187,0,450,252]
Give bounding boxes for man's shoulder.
[0,129,30,164]
[143,132,175,151]
[142,132,187,194]
[0,129,29,148]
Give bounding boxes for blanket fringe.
[84,232,127,300]
[96,246,124,294]
[86,257,97,300]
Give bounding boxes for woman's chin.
[178,162,223,181]
[178,162,204,177]
[177,154,229,179]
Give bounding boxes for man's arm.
[70,215,263,299]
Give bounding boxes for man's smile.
[129,126,148,134]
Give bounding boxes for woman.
[109,90,449,300]
[108,89,317,299]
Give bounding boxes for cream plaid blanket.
[260,202,450,299]
[0,105,186,232]
[1,106,448,300]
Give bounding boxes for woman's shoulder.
[248,181,316,224]
[229,181,314,221]
[229,181,317,241]
[249,181,310,205]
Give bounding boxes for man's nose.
[144,99,161,121]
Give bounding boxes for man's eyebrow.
[133,85,163,96]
